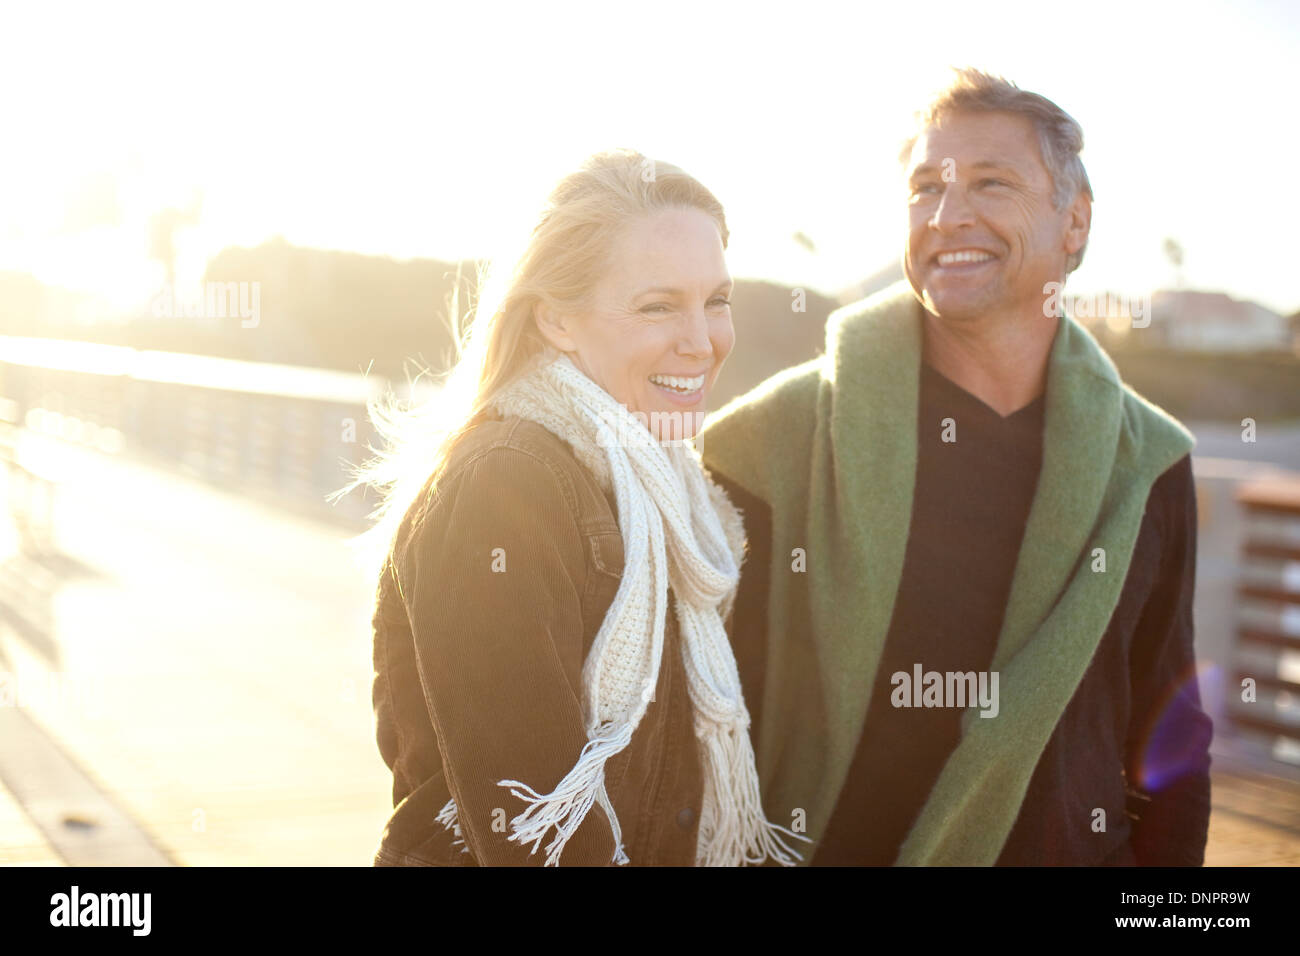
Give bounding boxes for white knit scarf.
[434,350,808,867]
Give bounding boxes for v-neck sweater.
[709,361,1212,866]
[813,361,1046,864]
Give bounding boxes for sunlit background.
[1,0,1298,867]
[3,0,1298,315]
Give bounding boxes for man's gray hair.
[901,68,1094,274]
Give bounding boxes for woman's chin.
[645,402,709,443]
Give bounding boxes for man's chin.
[921,287,995,323]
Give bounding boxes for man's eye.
[910,182,940,196]
[977,178,1007,188]
[640,303,672,314]
[708,296,731,309]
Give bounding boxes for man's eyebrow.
[969,160,1023,174]
[909,159,1023,178]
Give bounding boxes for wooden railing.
[0,336,432,527]
[1230,475,1300,762]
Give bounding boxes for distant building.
[1149,290,1291,352]
[833,274,1295,355]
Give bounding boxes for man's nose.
[931,183,976,233]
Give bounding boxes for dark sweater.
[712,361,1213,866]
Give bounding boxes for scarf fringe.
[694,718,812,866]
[435,798,470,856]
[433,725,634,866]
[497,722,635,866]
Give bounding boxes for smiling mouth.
[648,372,707,395]
[933,249,997,267]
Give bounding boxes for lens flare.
[1132,660,1217,792]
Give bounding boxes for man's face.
[903,110,1085,323]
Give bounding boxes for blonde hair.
[337,149,729,574]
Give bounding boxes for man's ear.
[533,302,580,353]
[1064,192,1091,258]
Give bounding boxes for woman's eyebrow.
[632,280,733,297]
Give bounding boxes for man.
[698,68,1213,866]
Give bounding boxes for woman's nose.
[677,309,713,357]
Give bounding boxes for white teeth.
[937,250,994,266]
[649,373,705,392]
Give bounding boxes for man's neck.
[920,308,1059,418]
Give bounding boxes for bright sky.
[1,0,1297,317]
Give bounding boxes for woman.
[357,150,806,866]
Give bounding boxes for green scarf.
[695,280,1194,866]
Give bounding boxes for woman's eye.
[640,298,729,314]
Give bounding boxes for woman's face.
[538,206,734,441]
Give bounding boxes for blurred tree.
[1162,237,1185,289]
[148,190,204,286]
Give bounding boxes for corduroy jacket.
[371,413,706,866]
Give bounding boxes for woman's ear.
[533,302,580,353]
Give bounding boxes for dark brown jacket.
[371,414,706,866]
